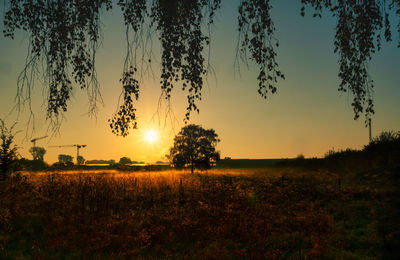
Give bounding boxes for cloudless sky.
[1,1,399,163]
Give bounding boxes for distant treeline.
[85,159,116,165]
[11,131,400,173]
[217,131,400,173]
[277,131,400,172]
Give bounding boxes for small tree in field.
[77,155,85,165]
[0,120,19,180]
[29,146,46,161]
[58,154,74,166]
[168,124,220,174]
[119,157,132,165]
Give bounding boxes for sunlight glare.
[144,129,158,144]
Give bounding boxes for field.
[1,165,399,259]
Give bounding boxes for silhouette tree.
[0,119,19,180]
[29,146,46,161]
[58,154,74,166]
[168,124,220,174]
[119,157,132,165]
[77,155,85,165]
[2,1,399,134]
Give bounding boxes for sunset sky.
[1,1,399,164]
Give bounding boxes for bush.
[0,120,19,180]
[364,131,400,169]
[17,158,49,171]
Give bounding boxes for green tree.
[168,124,220,174]
[0,119,19,180]
[58,154,74,166]
[29,146,46,161]
[77,155,85,165]
[119,157,132,165]
[2,1,399,134]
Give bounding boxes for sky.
[1,1,399,163]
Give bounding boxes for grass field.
[1,165,399,259]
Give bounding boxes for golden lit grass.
[15,168,330,198]
[2,167,398,259]
[19,166,337,180]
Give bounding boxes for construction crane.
[49,144,87,164]
[31,135,48,147]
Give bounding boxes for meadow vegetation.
[0,131,399,259]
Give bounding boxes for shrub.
[364,131,400,169]
[0,120,19,180]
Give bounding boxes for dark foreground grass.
[0,167,399,259]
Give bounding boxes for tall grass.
[1,168,399,259]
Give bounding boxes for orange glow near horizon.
[130,124,171,163]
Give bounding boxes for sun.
[144,129,158,144]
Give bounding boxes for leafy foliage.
[151,0,220,123]
[108,67,139,137]
[77,155,85,165]
[109,0,220,136]
[108,0,149,136]
[57,154,74,166]
[0,119,19,179]
[237,0,285,98]
[17,158,48,171]
[364,130,400,168]
[366,130,400,148]
[29,146,46,161]
[118,156,132,165]
[300,0,400,122]
[3,0,111,129]
[3,0,400,133]
[168,124,220,173]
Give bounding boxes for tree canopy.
[0,119,19,179]
[119,156,132,165]
[58,154,74,166]
[77,155,85,165]
[168,124,220,174]
[2,0,399,135]
[29,146,46,161]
